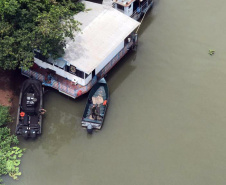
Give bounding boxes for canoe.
[15,78,44,138]
[81,78,109,134]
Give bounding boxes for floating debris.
[209,49,215,56]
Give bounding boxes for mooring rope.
[136,10,148,34]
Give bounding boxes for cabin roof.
[63,1,140,74]
[113,0,136,7]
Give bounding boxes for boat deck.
[16,79,43,137]
[22,64,97,98]
[31,64,83,90]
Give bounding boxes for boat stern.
[81,121,102,130]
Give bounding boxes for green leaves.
[0,127,25,181]
[0,106,25,182]
[0,106,10,126]
[0,0,20,18]
[0,0,85,70]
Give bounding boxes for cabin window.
[69,65,85,79]
[117,4,124,11]
[133,1,139,12]
[65,65,70,72]
[76,69,84,79]
[85,73,89,79]
[52,58,67,69]
[34,51,48,63]
[69,65,76,74]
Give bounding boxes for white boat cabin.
[112,0,153,20]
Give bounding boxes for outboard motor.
[22,129,29,138]
[30,129,36,138]
[87,124,93,134]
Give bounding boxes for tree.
[0,0,85,70]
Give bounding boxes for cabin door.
[92,69,95,78]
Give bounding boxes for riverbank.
[0,69,14,107]
[0,69,26,130]
[0,70,26,182]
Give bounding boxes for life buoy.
[77,90,82,97]
[20,112,25,117]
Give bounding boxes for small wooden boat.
[81,78,109,134]
[16,79,43,138]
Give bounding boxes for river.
[3,0,226,184]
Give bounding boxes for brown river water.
[3,0,226,184]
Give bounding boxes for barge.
[22,1,140,99]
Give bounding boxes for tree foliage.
[0,0,85,70]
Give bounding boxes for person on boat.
[91,104,98,120]
[39,108,46,115]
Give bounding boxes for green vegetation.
[0,105,25,183]
[0,0,85,70]
[0,106,11,126]
[208,49,215,56]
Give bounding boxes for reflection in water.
[38,91,84,156]
[18,91,85,156]
[106,51,137,94]
[137,5,155,37]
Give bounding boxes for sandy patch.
[0,69,14,107]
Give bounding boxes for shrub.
[0,105,25,183]
[0,106,11,127]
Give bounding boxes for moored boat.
[16,79,44,138]
[81,78,109,134]
[112,0,154,20]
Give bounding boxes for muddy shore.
[0,69,27,131]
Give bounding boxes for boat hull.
[16,79,43,138]
[81,78,109,132]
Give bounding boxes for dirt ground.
[0,69,26,124]
[0,69,14,107]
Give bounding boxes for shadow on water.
[137,5,156,36]
[105,50,137,94]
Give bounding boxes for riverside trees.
[0,0,85,70]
